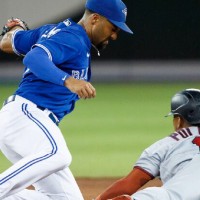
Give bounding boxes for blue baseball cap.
[85,0,133,34]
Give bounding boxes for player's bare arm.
[0,18,29,53]
[95,168,153,200]
[0,27,20,53]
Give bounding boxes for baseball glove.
[0,17,29,36]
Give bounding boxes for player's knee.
[43,145,72,171]
[61,151,72,167]
[55,150,72,169]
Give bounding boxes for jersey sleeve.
[23,47,70,86]
[35,31,81,65]
[12,24,55,56]
[12,29,40,56]
[134,137,170,177]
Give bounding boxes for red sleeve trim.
[134,166,155,179]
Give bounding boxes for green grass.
[0,83,200,177]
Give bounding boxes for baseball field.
[0,83,199,199]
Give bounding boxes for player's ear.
[174,115,188,131]
[91,13,100,24]
[173,115,182,131]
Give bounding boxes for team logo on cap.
[122,8,127,18]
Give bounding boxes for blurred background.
[0,0,200,177]
[1,0,200,82]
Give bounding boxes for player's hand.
[64,76,96,99]
[108,195,132,200]
[0,17,29,36]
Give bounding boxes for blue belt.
[3,95,59,126]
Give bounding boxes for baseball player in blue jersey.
[0,0,133,199]
[96,88,200,200]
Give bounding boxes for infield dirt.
[77,177,162,200]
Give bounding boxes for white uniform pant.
[0,95,84,200]
[132,153,200,200]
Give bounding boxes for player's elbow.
[0,39,6,51]
[23,50,41,77]
[0,38,11,53]
[0,33,15,53]
[23,47,49,80]
[23,51,32,66]
[59,150,72,168]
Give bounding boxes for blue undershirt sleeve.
[23,47,70,86]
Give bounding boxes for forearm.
[97,177,147,200]
[0,27,23,53]
[23,47,70,86]
[96,168,153,200]
[97,178,138,200]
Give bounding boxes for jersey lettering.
[41,27,61,39]
[80,68,88,80]
[72,68,88,80]
[170,128,193,141]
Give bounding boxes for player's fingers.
[89,84,96,97]
[85,84,96,98]
[78,84,96,99]
[77,89,86,99]
[80,88,93,99]
[78,88,91,99]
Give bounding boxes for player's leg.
[33,167,84,200]
[0,149,81,200]
[0,96,72,199]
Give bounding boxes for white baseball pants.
[0,95,84,200]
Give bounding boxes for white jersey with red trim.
[134,126,200,184]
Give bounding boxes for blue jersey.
[13,19,91,121]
